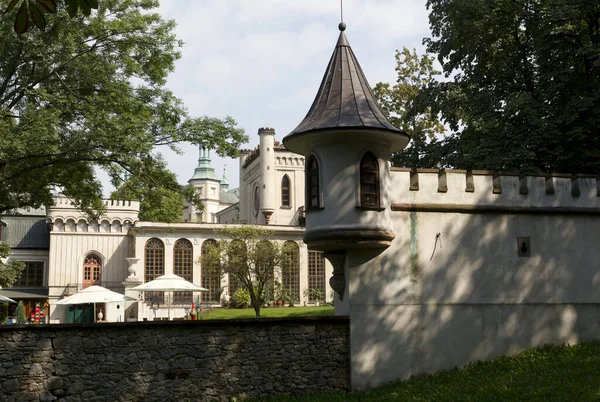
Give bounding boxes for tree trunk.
[253,302,261,318]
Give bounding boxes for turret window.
[281,175,291,207]
[360,152,380,207]
[307,156,320,209]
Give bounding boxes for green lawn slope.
[255,342,600,402]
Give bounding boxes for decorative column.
[123,257,142,321]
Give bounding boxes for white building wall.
[346,169,600,389]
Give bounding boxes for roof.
[285,24,406,139]
[190,146,219,181]
[220,188,239,204]
[1,216,50,249]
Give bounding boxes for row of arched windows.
[142,238,301,304]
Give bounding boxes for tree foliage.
[201,226,294,318]
[373,47,446,169]
[110,157,203,223]
[0,0,247,216]
[0,242,24,288]
[4,0,99,34]
[424,0,600,173]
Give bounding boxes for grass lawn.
[254,342,600,401]
[196,306,334,320]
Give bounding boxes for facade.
[234,127,306,226]
[283,22,600,390]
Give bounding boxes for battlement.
[390,168,600,212]
[46,197,140,229]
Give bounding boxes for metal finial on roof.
[339,0,346,31]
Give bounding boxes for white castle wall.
[347,168,600,389]
[46,197,139,323]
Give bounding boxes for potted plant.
[302,288,310,306]
[288,291,298,307]
[311,288,322,306]
[274,281,285,307]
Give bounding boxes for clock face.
[253,186,260,217]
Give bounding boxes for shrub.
[232,288,250,309]
[15,301,27,324]
[0,302,8,325]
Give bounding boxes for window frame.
[306,155,322,210]
[281,174,291,208]
[144,238,165,303]
[173,238,193,305]
[359,152,380,208]
[14,261,44,288]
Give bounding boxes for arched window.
[308,250,326,303]
[282,241,300,301]
[82,254,102,289]
[281,175,291,207]
[145,238,165,303]
[227,239,246,298]
[307,156,320,209]
[173,239,193,305]
[360,152,380,207]
[201,239,221,303]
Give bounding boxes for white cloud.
[102,0,433,195]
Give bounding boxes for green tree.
[110,157,202,223]
[0,0,247,216]
[373,47,446,169]
[201,226,294,318]
[14,300,26,324]
[424,0,600,173]
[0,243,24,288]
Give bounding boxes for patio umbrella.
[130,274,208,319]
[55,285,135,323]
[0,294,17,303]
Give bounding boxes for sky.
[102,0,433,195]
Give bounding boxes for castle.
[2,20,600,391]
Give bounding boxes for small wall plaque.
[517,237,531,257]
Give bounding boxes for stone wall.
[0,317,349,401]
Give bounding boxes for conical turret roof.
[284,24,407,149]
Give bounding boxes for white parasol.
[130,274,208,319]
[55,285,135,323]
[0,294,17,303]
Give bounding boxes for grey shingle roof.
[286,25,406,138]
[2,216,50,249]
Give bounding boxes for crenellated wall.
[391,168,600,210]
[47,197,140,230]
[346,167,600,389]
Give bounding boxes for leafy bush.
[0,302,8,325]
[232,288,250,309]
[14,301,27,324]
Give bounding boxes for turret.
[238,150,251,223]
[283,23,409,302]
[259,127,276,224]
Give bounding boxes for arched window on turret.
[307,156,320,210]
[281,175,291,207]
[360,152,380,207]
